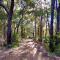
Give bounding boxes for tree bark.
[56,3,60,45]
[38,16,43,42]
[49,0,55,52]
[0,0,14,46]
[34,16,36,40]
[0,3,9,14]
[7,0,14,45]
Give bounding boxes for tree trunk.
[0,0,14,46]
[34,16,36,40]
[7,0,14,45]
[2,20,6,40]
[49,0,55,52]
[45,12,49,39]
[56,3,60,45]
[21,10,24,39]
[0,0,3,3]
[38,16,43,42]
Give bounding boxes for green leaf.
[58,0,60,3]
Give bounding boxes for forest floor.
[0,39,60,60]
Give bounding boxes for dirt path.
[0,39,60,60]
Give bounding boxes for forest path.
[0,39,60,60]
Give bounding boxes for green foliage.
[24,0,35,7]
[56,32,60,39]
[44,36,50,51]
[13,10,21,19]
[35,9,45,16]
[44,42,49,51]
[24,0,32,3]
[0,7,7,20]
[44,35,57,52]
[44,36,50,43]
[58,0,60,3]
[45,34,60,53]
[12,32,19,48]
[54,44,60,56]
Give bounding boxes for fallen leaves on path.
[0,39,60,60]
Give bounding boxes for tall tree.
[0,0,14,46]
[39,16,43,42]
[0,0,9,14]
[49,0,55,52]
[34,10,37,40]
[56,1,60,45]
[7,0,14,45]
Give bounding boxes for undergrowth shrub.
[54,44,60,56]
[12,32,19,48]
[44,35,56,52]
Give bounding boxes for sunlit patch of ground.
[0,39,60,60]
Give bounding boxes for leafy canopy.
[58,0,60,3]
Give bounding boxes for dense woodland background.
[0,0,60,57]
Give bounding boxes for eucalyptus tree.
[7,0,14,46]
[34,0,43,41]
[34,0,50,42]
[18,0,35,39]
[56,0,60,45]
[49,0,59,52]
[19,0,27,39]
[0,7,7,40]
[0,0,14,46]
[43,0,50,38]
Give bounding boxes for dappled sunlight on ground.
[0,39,60,60]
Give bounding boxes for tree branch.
[0,3,9,14]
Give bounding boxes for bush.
[44,36,50,43]
[12,32,19,48]
[54,44,60,56]
[44,35,56,52]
